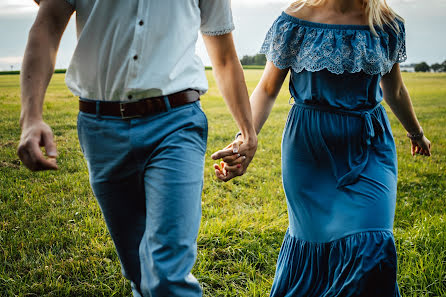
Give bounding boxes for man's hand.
[17,120,58,171]
[211,135,257,182]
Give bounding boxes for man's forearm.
[202,33,256,141]
[212,59,256,140]
[20,25,58,126]
[20,0,73,127]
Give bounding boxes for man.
[18,0,257,296]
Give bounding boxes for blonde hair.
[289,0,403,35]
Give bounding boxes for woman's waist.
[292,95,383,112]
[293,100,383,116]
[291,92,383,110]
[290,101,389,146]
[284,100,394,189]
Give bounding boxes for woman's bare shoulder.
[284,5,315,21]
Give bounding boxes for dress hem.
[270,228,400,297]
[287,228,394,244]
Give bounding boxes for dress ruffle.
[270,230,400,297]
[260,12,406,76]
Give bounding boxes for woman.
[212,0,432,296]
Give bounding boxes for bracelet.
[235,131,242,140]
[407,127,424,141]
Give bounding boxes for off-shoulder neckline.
[281,11,372,31]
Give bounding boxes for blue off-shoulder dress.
[260,12,407,297]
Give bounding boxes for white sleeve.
[199,0,234,36]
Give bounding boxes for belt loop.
[96,101,101,119]
[163,96,172,111]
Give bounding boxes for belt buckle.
[119,102,140,119]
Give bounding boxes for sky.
[0,0,445,71]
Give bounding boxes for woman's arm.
[249,61,289,135]
[380,64,431,156]
[211,61,289,181]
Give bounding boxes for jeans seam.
[192,102,208,149]
[77,112,85,154]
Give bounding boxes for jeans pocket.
[77,111,104,158]
[192,101,208,149]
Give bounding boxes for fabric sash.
[294,102,385,188]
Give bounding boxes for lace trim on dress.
[260,13,407,75]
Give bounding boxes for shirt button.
[139,20,144,26]
[133,55,138,60]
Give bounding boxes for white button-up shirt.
[37,0,234,101]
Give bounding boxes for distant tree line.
[2,60,445,74]
[0,69,67,75]
[413,60,446,72]
[240,54,267,66]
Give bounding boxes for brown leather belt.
[79,89,200,119]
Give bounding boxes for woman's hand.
[211,135,257,182]
[411,136,431,157]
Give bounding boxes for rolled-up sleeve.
[199,0,234,36]
[34,0,75,7]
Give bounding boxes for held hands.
[17,120,58,171]
[211,134,257,182]
[411,135,431,157]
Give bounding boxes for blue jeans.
[77,100,207,296]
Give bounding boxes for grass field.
[0,71,445,296]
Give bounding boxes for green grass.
[0,71,445,296]
[241,65,266,70]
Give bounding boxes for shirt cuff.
[201,25,235,36]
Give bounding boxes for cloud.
[0,56,23,64]
[0,0,37,15]
[0,56,23,71]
